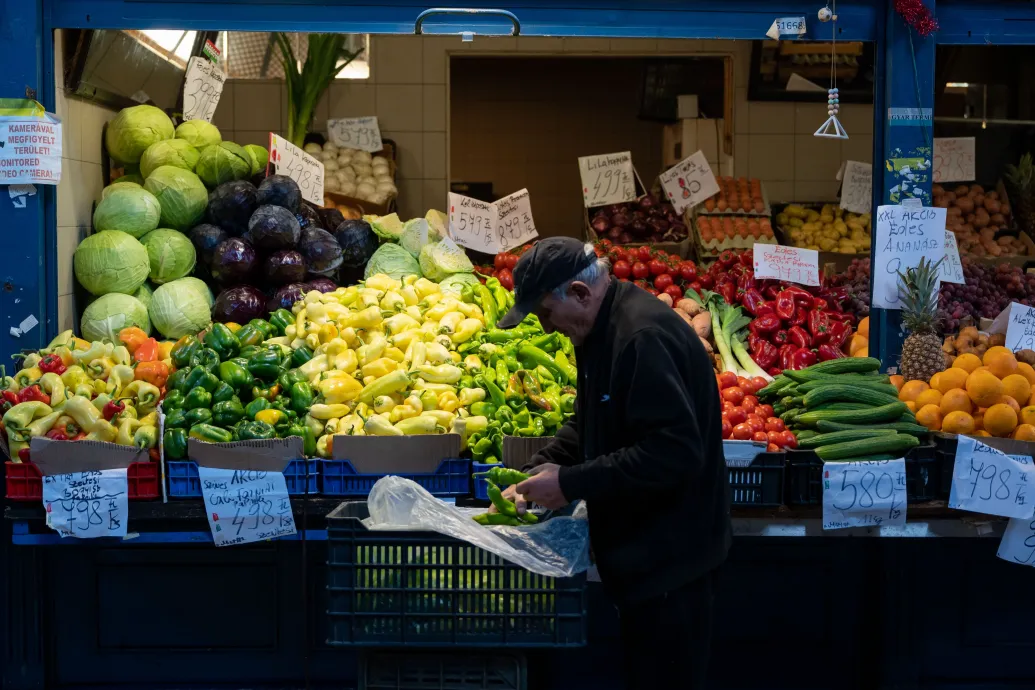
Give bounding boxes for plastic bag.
[366,475,591,578]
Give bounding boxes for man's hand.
[490,485,529,515]
[515,463,569,510]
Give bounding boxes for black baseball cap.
[497,237,596,328]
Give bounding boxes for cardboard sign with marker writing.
[752,244,819,286]
[949,436,1035,519]
[871,205,945,310]
[658,151,721,214]
[995,301,1035,353]
[189,436,301,472]
[941,231,965,284]
[268,133,324,206]
[823,458,907,530]
[327,116,383,152]
[448,190,537,253]
[933,137,976,184]
[182,56,226,123]
[578,151,637,207]
[839,160,872,215]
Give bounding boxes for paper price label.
[448,189,538,253]
[43,469,128,539]
[839,160,872,215]
[933,137,976,184]
[327,116,383,152]
[871,205,946,310]
[182,56,226,123]
[658,150,721,214]
[1001,302,1035,353]
[997,517,1035,567]
[752,244,819,286]
[199,467,297,547]
[949,436,1035,519]
[578,151,637,208]
[941,231,965,284]
[823,459,907,530]
[766,16,807,40]
[268,133,324,206]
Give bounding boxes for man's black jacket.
[531,280,731,603]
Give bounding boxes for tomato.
[698,274,714,289]
[721,419,732,439]
[780,431,798,449]
[689,281,703,293]
[717,371,738,389]
[766,430,783,445]
[742,394,759,409]
[654,273,674,291]
[648,259,668,276]
[726,407,747,426]
[637,246,653,262]
[765,417,786,432]
[600,239,612,249]
[646,288,660,296]
[721,387,745,405]
[631,261,650,280]
[679,262,698,283]
[494,253,508,271]
[767,443,781,452]
[736,376,751,391]
[721,399,736,414]
[732,423,754,440]
[613,247,628,263]
[497,268,514,290]
[750,376,769,394]
[663,284,683,301]
[613,260,632,279]
[504,253,519,270]
[740,397,756,414]
[752,431,768,443]
[757,404,774,419]
[746,416,764,433]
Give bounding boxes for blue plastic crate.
[166,460,319,498]
[472,461,501,501]
[320,458,470,497]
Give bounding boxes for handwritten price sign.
[658,150,721,214]
[43,469,128,539]
[269,133,324,206]
[327,116,383,152]
[448,189,538,253]
[822,459,907,530]
[182,56,226,123]
[199,467,297,547]
[839,160,872,215]
[933,137,976,184]
[752,244,819,286]
[871,205,946,310]
[998,516,1035,567]
[578,151,637,208]
[1001,302,1035,353]
[949,436,1035,519]
[941,231,965,285]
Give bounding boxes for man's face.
[534,281,598,345]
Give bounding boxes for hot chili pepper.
[788,325,812,349]
[517,370,551,410]
[473,466,529,487]
[133,338,159,363]
[827,311,855,326]
[817,344,846,362]
[791,348,818,370]
[102,398,126,421]
[740,288,767,317]
[17,385,50,405]
[752,314,782,335]
[791,306,808,327]
[775,290,796,320]
[1,390,18,414]
[485,481,518,517]
[473,513,523,526]
[754,341,780,369]
[779,344,799,371]
[808,310,831,345]
[827,320,851,349]
[39,354,67,375]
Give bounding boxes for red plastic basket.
[5,461,161,501]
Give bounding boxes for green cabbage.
[399,218,432,258]
[140,139,200,178]
[195,141,252,187]
[439,273,482,294]
[105,104,174,164]
[175,277,214,307]
[119,173,146,186]
[244,144,269,175]
[419,238,474,282]
[369,213,404,241]
[364,242,421,280]
[425,209,448,239]
[150,277,213,339]
[132,282,155,311]
[101,181,142,199]
[81,293,151,343]
[175,120,222,148]
[143,166,208,230]
[140,228,197,284]
[92,186,161,238]
[74,230,150,296]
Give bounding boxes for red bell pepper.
[788,325,812,349]
[718,250,737,267]
[17,385,49,405]
[791,348,818,370]
[756,300,775,317]
[39,353,66,375]
[783,285,815,308]
[754,341,779,369]
[791,306,808,327]
[17,448,30,462]
[767,366,783,377]
[46,428,69,441]
[736,270,754,291]
[1,390,18,414]
[752,314,782,335]
[741,288,768,316]
[717,281,737,305]
[827,311,855,326]
[763,285,781,300]
[827,320,851,349]
[748,332,764,354]
[811,298,829,312]
[779,344,799,371]
[773,330,789,346]
[809,310,832,345]
[775,290,796,320]
[817,344,846,361]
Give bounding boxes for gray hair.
[552,243,610,300]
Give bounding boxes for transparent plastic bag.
[365,475,591,578]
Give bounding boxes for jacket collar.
[586,279,619,345]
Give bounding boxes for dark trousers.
[616,569,719,690]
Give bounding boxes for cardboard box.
[322,140,398,217]
[662,118,733,174]
[331,434,462,474]
[502,436,554,470]
[30,437,148,475]
[677,95,700,120]
[188,436,303,473]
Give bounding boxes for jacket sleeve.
[557,330,704,503]
[522,415,580,471]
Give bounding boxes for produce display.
[775,204,872,254]
[831,258,871,319]
[308,140,397,205]
[587,195,689,245]
[934,183,1024,258]
[693,215,776,258]
[470,466,538,526]
[701,176,768,215]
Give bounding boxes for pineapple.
[898,257,945,383]
[1005,153,1034,233]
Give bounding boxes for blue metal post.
[870,0,937,371]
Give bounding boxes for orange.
[915,388,943,408]
[973,365,992,376]
[973,408,986,430]
[972,430,992,437]
[1021,405,1035,427]
[939,389,973,415]
[849,333,867,355]
[899,380,930,402]
[1014,424,1035,441]
[997,395,1022,415]
[854,346,869,358]
[915,404,943,431]
[985,345,1013,360]
[984,403,1018,437]
[857,316,869,336]
[941,411,976,435]
[984,349,1019,379]
[952,353,982,374]
[966,369,1004,408]
[1018,362,1035,386]
[890,374,905,391]
[904,400,917,413]
[935,368,970,393]
[1003,374,1032,405]
[929,372,943,394]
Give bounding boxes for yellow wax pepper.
[317,377,362,405]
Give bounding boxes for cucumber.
[810,402,874,412]
[780,408,802,423]
[796,430,818,441]
[796,378,900,397]
[798,429,897,449]
[802,385,902,410]
[824,454,897,463]
[758,376,792,400]
[814,433,919,460]
[794,401,909,428]
[815,419,931,436]
[807,357,881,375]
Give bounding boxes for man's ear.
[569,281,592,303]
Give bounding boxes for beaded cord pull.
[815,89,848,139]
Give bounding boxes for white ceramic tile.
[79,162,105,225]
[517,36,564,53]
[765,180,796,203]
[234,82,281,132]
[57,225,82,296]
[59,93,83,162]
[80,100,115,165]
[374,35,423,84]
[734,87,749,135]
[734,134,749,176]
[422,178,448,211]
[795,179,841,203]
[421,36,456,84]
[233,131,271,148]
[396,177,423,220]
[375,85,424,132]
[794,103,829,135]
[57,294,76,333]
[423,132,446,179]
[387,131,424,179]
[840,104,874,135]
[423,84,447,132]
[842,134,874,164]
[794,133,843,181]
[327,82,377,119]
[748,102,795,135]
[310,90,331,135]
[747,134,794,181]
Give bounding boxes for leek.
[686,288,772,381]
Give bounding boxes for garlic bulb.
[304,143,322,154]
[340,180,357,196]
[352,150,372,165]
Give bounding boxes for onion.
[638,196,656,211]
[607,227,623,240]
[612,213,630,228]
[618,232,632,244]
[630,219,649,235]
[591,216,610,234]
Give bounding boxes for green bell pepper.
[269,309,294,336]
[233,324,265,349]
[189,346,221,372]
[162,389,186,413]
[164,408,189,429]
[184,407,213,427]
[245,397,271,419]
[289,382,314,415]
[204,323,240,360]
[278,369,307,391]
[248,318,276,340]
[284,423,316,456]
[218,360,252,391]
[212,399,245,427]
[189,423,233,444]
[248,348,284,381]
[238,345,261,361]
[237,420,276,440]
[184,366,220,393]
[211,381,236,404]
[170,335,201,369]
[251,382,281,401]
[184,386,212,411]
[167,367,193,395]
[163,428,188,459]
[291,346,314,367]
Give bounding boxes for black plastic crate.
[359,651,526,690]
[905,443,939,503]
[784,450,823,506]
[727,452,785,507]
[325,502,587,648]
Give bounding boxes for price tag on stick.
[941,231,965,284]
[199,467,297,547]
[327,116,383,152]
[268,133,324,206]
[822,459,907,530]
[839,160,872,215]
[997,516,1035,567]
[658,150,721,214]
[182,56,226,123]
[933,137,976,184]
[871,205,946,310]
[43,469,128,539]
[448,189,538,253]
[949,436,1035,519]
[578,151,637,208]
[752,244,819,286]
